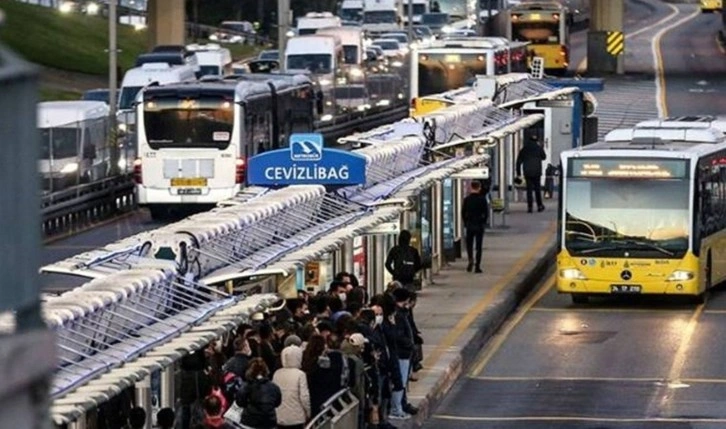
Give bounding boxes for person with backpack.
[384,230,422,291]
[272,345,311,429]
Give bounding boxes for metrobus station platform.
[29,73,595,428]
[401,202,556,428]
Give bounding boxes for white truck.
[296,12,342,35]
[316,27,366,82]
[339,0,364,22]
[362,0,402,37]
[403,0,429,24]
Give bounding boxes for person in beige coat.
[272,344,311,429]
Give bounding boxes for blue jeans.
[394,358,411,411]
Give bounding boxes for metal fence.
[305,389,360,429]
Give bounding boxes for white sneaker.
[388,412,411,420]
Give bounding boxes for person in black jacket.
[516,135,547,213]
[462,180,489,273]
[385,230,422,290]
[235,358,282,429]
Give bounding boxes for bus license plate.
[611,285,642,294]
[178,188,202,195]
[171,177,207,187]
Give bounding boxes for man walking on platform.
[516,135,547,213]
[462,181,489,273]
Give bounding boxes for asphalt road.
[659,4,726,117]
[424,2,726,428]
[41,210,164,292]
[424,268,726,429]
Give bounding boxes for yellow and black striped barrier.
[606,31,625,56]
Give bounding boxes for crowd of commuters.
[116,268,426,429]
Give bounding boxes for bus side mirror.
[316,91,324,115]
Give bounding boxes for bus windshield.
[340,8,362,21]
[511,21,561,44]
[564,159,690,258]
[286,54,332,74]
[40,127,79,159]
[143,96,235,150]
[119,86,142,110]
[364,11,397,23]
[417,52,488,97]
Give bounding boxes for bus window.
[512,21,561,44]
[143,96,234,150]
[417,52,489,97]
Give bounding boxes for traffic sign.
[606,31,625,56]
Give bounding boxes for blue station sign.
[247,133,367,186]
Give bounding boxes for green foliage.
[39,87,82,101]
[0,1,147,75]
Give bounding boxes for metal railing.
[305,389,360,429]
[41,173,135,238]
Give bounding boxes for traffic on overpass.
[0,0,725,428]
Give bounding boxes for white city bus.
[134,77,316,218]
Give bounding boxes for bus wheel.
[571,294,589,304]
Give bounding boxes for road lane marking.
[653,4,702,117]
[575,5,681,74]
[531,307,690,314]
[470,375,662,382]
[432,415,726,423]
[468,272,555,377]
[421,222,556,370]
[667,302,705,382]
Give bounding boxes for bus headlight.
[60,162,79,174]
[560,268,587,280]
[667,270,694,282]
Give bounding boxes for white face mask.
[375,315,384,326]
[338,292,347,302]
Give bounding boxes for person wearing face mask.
[391,288,419,417]
[371,294,407,424]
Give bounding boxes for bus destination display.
[570,158,688,178]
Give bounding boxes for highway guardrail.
[41,174,135,238]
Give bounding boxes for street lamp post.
[108,0,119,175]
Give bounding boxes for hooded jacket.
[272,346,311,426]
[384,231,422,284]
[516,139,547,178]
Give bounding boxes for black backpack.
[395,246,418,281]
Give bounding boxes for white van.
[186,43,233,76]
[37,101,110,190]
[297,12,342,35]
[117,63,197,131]
[316,27,366,82]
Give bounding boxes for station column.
[586,0,625,75]
[146,0,186,49]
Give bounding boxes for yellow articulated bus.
[557,126,726,304]
[507,1,569,74]
[700,0,722,13]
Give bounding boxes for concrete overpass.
[144,0,626,74]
